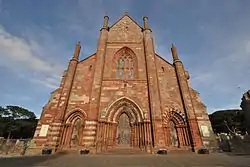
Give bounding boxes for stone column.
[145,122,148,145]
[139,123,142,148]
[109,123,112,146]
[68,125,74,148]
[171,44,203,151]
[143,16,164,147]
[134,123,137,147]
[165,127,171,146]
[142,123,146,147]
[108,123,111,146]
[100,122,103,141]
[111,123,115,147]
[130,126,134,147]
[51,42,81,149]
[89,15,109,126]
[63,124,69,147]
[137,123,140,147]
[96,122,101,144]
[103,122,107,146]
[113,124,117,146]
[141,123,144,147]
[177,127,183,147]
[182,127,188,146]
[184,127,190,146]
[147,122,152,147]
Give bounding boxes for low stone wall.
[0,138,31,156]
[216,133,250,154]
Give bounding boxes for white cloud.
[0,25,64,89]
[192,39,250,92]
[3,93,32,102]
[0,26,57,72]
[190,37,250,113]
[30,77,59,89]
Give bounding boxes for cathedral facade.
[33,13,214,152]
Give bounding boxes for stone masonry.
[32,13,215,153]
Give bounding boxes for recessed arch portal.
[61,109,87,148]
[65,108,87,124]
[104,97,144,123]
[97,97,151,148]
[162,109,190,147]
[162,109,186,126]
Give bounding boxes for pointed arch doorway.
[97,97,152,149]
[61,110,86,149]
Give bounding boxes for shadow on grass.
[0,152,67,167]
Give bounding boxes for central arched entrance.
[96,97,152,149]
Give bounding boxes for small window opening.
[161,66,164,72]
[89,65,92,71]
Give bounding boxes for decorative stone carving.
[162,105,186,126]
[100,98,145,123]
[100,108,108,118]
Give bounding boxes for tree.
[5,105,36,120]
[209,109,245,135]
[0,105,38,139]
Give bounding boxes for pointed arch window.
[116,54,134,80]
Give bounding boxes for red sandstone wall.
[98,15,150,120]
[65,55,97,146]
[99,80,150,120]
[34,87,61,145]
[156,56,184,112]
[190,88,215,147]
[66,55,96,116]
[33,14,215,149]
[33,68,69,146]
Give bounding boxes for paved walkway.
[1,153,250,167]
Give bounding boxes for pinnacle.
[124,11,129,16]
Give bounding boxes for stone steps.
[58,146,194,155]
[99,147,147,155]
[153,146,191,154]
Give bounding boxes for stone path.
[1,153,250,167]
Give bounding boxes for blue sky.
[0,0,250,117]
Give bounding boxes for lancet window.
[116,55,134,80]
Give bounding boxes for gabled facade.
[33,13,215,153]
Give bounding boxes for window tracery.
[116,54,134,80]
